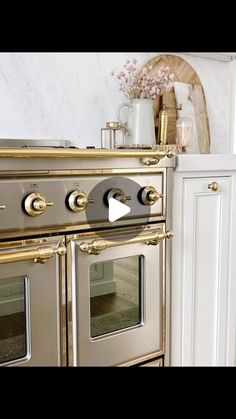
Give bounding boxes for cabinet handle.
[208,182,219,192]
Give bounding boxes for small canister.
[157,104,168,145]
[101,122,125,149]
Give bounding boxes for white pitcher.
[117,98,156,147]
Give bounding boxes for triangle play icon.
[108,198,131,222]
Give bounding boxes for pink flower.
[111,59,175,99]
[150,86,156,96]
[125,62,136,72]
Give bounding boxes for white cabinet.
[171,171,236,366]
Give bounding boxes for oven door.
[0,237,66,366]
[68,223,171,366]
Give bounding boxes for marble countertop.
[175,154,236,172]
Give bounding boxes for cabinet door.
[171,176,232,366]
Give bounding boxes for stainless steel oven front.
[0,237,66,366]
[67,223,170,366]
[0,149,175,366]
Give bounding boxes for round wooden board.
[142,55,210,153]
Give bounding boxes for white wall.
[0,52,231,153]
[229,59,236,154]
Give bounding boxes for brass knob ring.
[68,190,94,212]
[24,192,54,216]
[140,186,164,205]
[105,188,131,205]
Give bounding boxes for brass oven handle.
[79,230,174,255]
[0,243,66,265]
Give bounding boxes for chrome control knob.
[140,186,164,206]
[68,190,95,212]
[105,188,131,206]
[24,193,54,216]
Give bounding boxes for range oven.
[68,223,171,366]
[0,237,66,366]
[0,143,175,366]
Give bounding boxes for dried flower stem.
[111,59,175,100]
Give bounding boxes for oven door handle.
[79,230,173,255]
[0,242,66,264]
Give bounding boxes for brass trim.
[162,223,166,355]
[0,236,62,249]
[79,230,173,255]
[0,216,166,241]
[66,239,76,366]
[0,167,166,177]
[139,357,163,367]
[59,244,67,366]
[120,351,164,366]
[0,242,66,264]
[67,224,151,242]
[0,147,175,161]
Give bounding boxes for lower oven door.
[68,223,170,366]
[0,237,66,366]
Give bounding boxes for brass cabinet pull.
[208,181,219,192]
[0,204,6,210]
[0,243,66,265]
[79,230,173,255]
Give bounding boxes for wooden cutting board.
[143,55,210,153]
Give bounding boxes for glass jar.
[176,117,193,151]
[101,122,125,149]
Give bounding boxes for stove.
[0,141,175,367]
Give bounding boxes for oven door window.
[0,276,28,365]
[90,256,143,338]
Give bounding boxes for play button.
[108,198,131,222]
[85,176,151,240]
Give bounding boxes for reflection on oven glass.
[0,276,27,365]
[90,256,142,338]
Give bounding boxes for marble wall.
[0,52,232,153]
